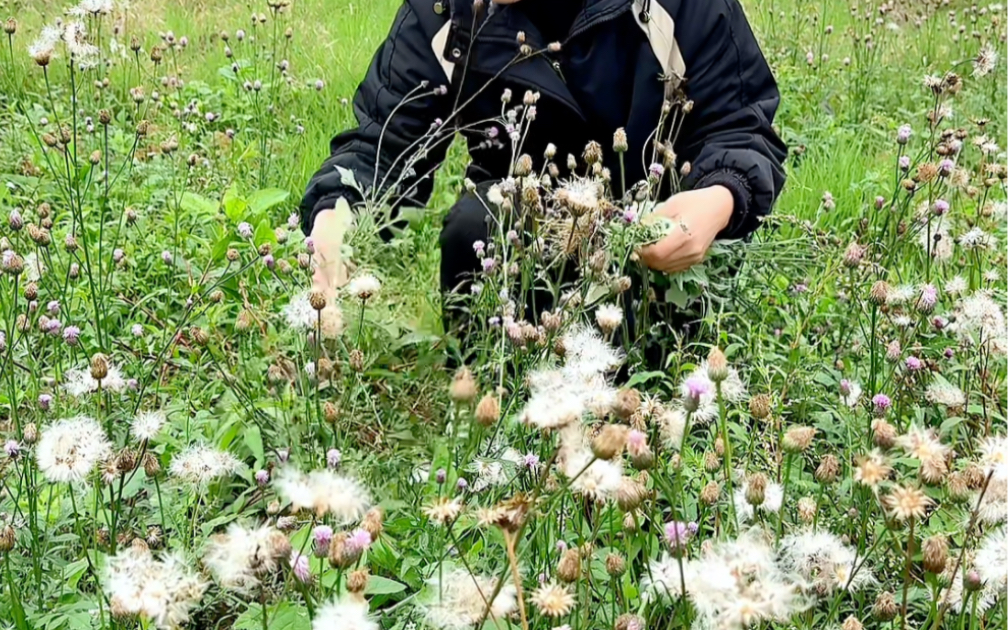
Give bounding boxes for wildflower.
[896,124,912,144]
[883,484,934,521]
[973,42,999,77]
[840,380,862,408]
[104,548,208,630]
[562,446,623,502]
[978,435,1008,483]
[855,450,892,490]
[419,569,517,628]
[640,554,689,602]
[63,326,82,346]
[917,284,938,312]
[131,410,166,442]
[872,419,898,450]
[797,497,817,523]
[659,407,688,449]
[312,595,378,630]
[595,303,623,334]
[4,440,20,459]
[423,497,463,525]
[779,530,875,594]
[920,224,953,261]
[283,291,344,339]
[925,380,965,409]
[922,535,948,574]
[782,426,817,452]
[591,424,628,460]
[273,466,370,523]
[871,393,891,415]
[327,448,342,468]
[896,424,950,471]
[168,445,241,487]
[677,360,746,424]
[237,222,253,238]
[959,226,996,250]
[347,273,381,301]
[734,476,784,523]
[974,528,1007,598]
[663,521,698,551]
[554,177,602,216]
[475,393,500,427]
[815,454,841,484]
[530,582,575,617]
[449,367,478,403]
[36,416,111,483]
[203,523,290,593]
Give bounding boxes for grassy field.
[0,0,1006,629]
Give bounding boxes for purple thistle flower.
[263,254,275,270]
[481,257,497,272]
[839,379,852,396]
[486,126,499,139]
[938,159,954,176]
[63,325,81,346]
[905,356,923,371]
[47,301,60,315]
[899,155,911,170]
[944,347,955,359]
[5,440,21,458]
[289,552,311,583]
[896,124,912,145]
[255,469,269,486]
[127,379,139,391]
[46,319,62,335]
[113,248,125,263]
[932,199,949,215]
[488,316,501,327]
[327,448,341,468]
[872,393,892,414]
[456,477,468,491]
[38,394,52,410]
[648,163,665,179]
[506,230,519,244]
[161,250,173,265]
[875,196,886,210]
[918,284,938,312]
[663,521,697,551]
[314,79,324,91]
[622,208,638,224]
[237,222,253,238]
[305,237,315,255]
[556,540,568,553]
[344,528,372,554]
[313,525,333,557]
[523,453,540,469]
[132,324,144,337]
[472,240,486,255]
[435,468,447,484]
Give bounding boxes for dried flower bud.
[612,128,628,153]
[23,423,38,445]
[797,496,817,523]
[583,140,602,165]
[360,507,384,540]
[782,426,816,452]
[815,454,840,484]
[869,280,890,305]
[515,154,533,177]
[706,347,728,382]
[704,451,721,472]
[90,353,109,380]
[745,473,768,506]
[592,424,628,460]
[475,393,500,427]
[871,418,897,450]
[945,471,970,502]
[922,535,948,574]
[749,394,772,420]
[713,437,725,457]
[699,481,720,506]
[142,452,161,477]
[613,388,641,420]
[309,290,327,311]
[323,401,339,425]
[348,348,365,372]
[3,18,16,35]
[872,591,898,621]
[0,525,14,553]
[23,282,38,301]
[449,367,478,403]
[346,569,369,593]
[556,548,581,583]
[605,553,626,577]
[841,616,864,630]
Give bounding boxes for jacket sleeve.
[674,0,787,239]
[300,1,453,235]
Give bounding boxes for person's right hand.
[310,198,353,297]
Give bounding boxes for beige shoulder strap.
[632,0,687,99]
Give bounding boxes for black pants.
[437,182,702,369]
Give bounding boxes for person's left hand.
[638,185,734,274]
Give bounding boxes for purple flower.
[648,163,665,179]
[872,393,892,414]
[38,394,52,410]
[506,230,519,244]
[132,324,144,337]
[46,319,62,335]
[663,521,697,550]
[161,250,173,265]
[327,448,341,468]
[792,282,808,294]
[127,378,139,391]
[486,126,499,139]
[8,209,23,230]
[622,208,638,224]
[875,196,886,210]
[470,283,483,296]
[944,347,955,359]
[681,375,712,413]
[63,325,81,346]
[488,316,501,327]
[112,247,123,263]
[481,257,497,272]
[5,439,21,458]
[932,199,949,215]
[896,124,912,145]
[899,155,911,170]
[932,316,947,330]
[255,469,269,486]
[523,453,540,469]
[263,254,275,270]
[556,540,568,553]
[435,468,447,484]
[839,379,852,396]
[305,237,315,255]
[472,240,486,255]
[918,283,938,311]
[289,553,311,583]
[47,301,60,315]
[456,477,468,491]
[938,159,954,176]
[313,525,333,557]
[344,528,372,554]
[905,356,923,371]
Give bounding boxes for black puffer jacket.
[301,0,786,239]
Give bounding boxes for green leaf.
[233,602,310,630]
[244,424,264,465]
[180,192,218,217]
[336,165,358,189]
[247,188,290,215]
[364,575,408,595]
[254,218,276,247]
[63,558,89,590]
